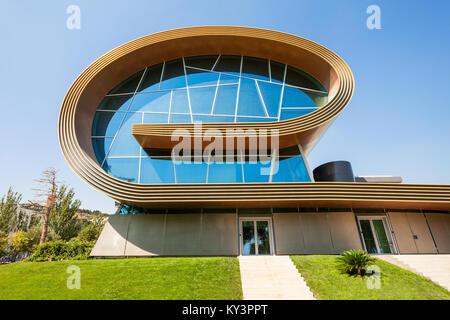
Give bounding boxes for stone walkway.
[238,255,315,300]
[376,254,450,291]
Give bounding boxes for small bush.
[338,249,376,276]
[28,240,95,262]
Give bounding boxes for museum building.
[58,27,450,256]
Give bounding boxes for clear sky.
[1,0,449,214]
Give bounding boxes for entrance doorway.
[239,218,274,255]
[357,216,396,254]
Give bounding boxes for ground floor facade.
[91,208,450,257]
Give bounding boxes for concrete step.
[238,255,315,300]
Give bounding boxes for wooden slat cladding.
[58,26,450,211]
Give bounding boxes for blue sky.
[1,0,449,214]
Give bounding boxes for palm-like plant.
[338,250,376,276]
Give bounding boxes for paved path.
[238,255,315,300]
[376,254,450,291]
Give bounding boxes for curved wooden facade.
[59,26,450,210]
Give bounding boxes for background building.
[59,27,450,257]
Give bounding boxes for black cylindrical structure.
[313,161,355,182]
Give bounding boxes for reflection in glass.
[242,221,255,255]
[98,95,133,111]
[160,59,186,90]
[140,157,175,184]
[360,220,378,254]
[103,158,139,183]
[138,63,163,92]
[108,112,142,157]
[257,221,271,254]
[189,86,216,114]
[92,111,126,136]
[130,91,171,112]
[108,70,144,94]
[92,137,113,164]
[372,220,391,254]
[93,55,328,184]
[237,79,266,117]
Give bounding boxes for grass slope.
[291,255,450,300]
[0,257,242,300]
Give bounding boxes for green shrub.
[0,232,7,258]
[338,249,376,276]
[77,223,102,242]
[28,240,95,262]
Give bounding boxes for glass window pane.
[140,157,175,184]
[372,220,392,254]
[242,221,255,255]
[143,113,168,124]
[108,70,144,94]
[270,60,285,83]
[193,115,234,123]
[280,108,316,121]
[175,162,208,183]
[189,86,216,114]
[243,161,271,182]
[169,114,191,123]
[257,81,282,117]
[213,84,238,116]
[97,95,133,111]
[171,89,190,114]
[103,158,139,183]
[214,55,241,75]
[208,162,243,183]
[285,66,323,91]
[257,221,271,255]
[237,79,266,117]
[92,111,126,136]
[219,74,239,84]
[282,86,317,108]
[186,68,219,87]
[92,137,113,164]
[129,91,171,112]
[160,59,186,90]
[184,55,219,70]
[138,63,163,92]
[236,117,274,123]
[272,156,311,182]
[241,56,269,81]
[360,220,378,254]
[108,112,142,157]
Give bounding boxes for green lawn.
[291,255,450,300]
[0,257,242,300]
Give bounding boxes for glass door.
[240,219,273,255]
[358,216,395,254]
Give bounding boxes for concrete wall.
[387,212,438,254]
[91,213,238,257]
[424,212,450,253]
[272,211,362,254]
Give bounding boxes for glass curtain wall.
[92,55,326,184]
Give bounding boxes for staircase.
[238,255,315,300]
[376,254,450,291]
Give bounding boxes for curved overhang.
[59,26,450,210]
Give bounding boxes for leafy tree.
[77,216,106,241]
[9,231,32,255]
[48,185,82,241]
[25,224,60,246]
[0,232,7,257]
[0,188,23,233]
